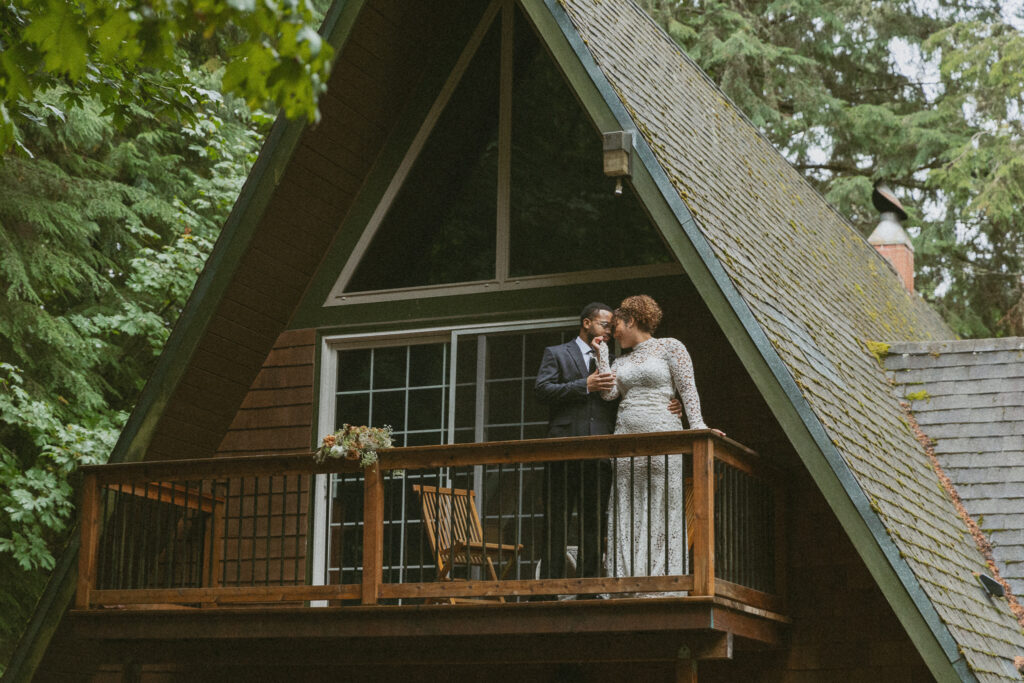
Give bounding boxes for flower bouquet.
[314,424,393,467]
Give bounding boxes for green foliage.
[0,55,266,671]
[0,0,332,152]
[0,364,120,572]
[639,0,1024,338]
[0,361,123,671]
[0,72,258,417]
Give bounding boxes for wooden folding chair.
[412,484,523,604]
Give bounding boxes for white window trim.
[310,316,576,594]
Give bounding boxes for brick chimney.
[868,183,914,293]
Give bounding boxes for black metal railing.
[76,432,783,612]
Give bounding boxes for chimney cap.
[868,216,914,251]
[872,182,908,221]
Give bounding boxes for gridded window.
[323,323,577,588]
[327,342,452,586]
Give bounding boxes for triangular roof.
[13,1,1024,680]
[545,1,1023,678]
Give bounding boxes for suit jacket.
[534,340,618,437]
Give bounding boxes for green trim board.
[525,0,972,680]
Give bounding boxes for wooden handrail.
[77,433,782,611]
[81,430,764,485]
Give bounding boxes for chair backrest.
[412,485,483,569]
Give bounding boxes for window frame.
[324,0,681,307]
[310,316,576,589]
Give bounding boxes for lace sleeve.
[664,338,707,429]
[595,340,619,401]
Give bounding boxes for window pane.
[346,21,501,292]
[509,7,672,277]
[336,393,369,427]
[523,378,547,423]
[373,347,407,390]
[453,427,476,444]
[525,329,567,367]
[486,425,521,442]
[406,430,445,447]
[456,338,478,383]
[486,379,521,425]
[371,390,406,432]
[523,423,548,440]
[409,343,446,387]
[408,387,445,431]
[337,348,371,392]
[454,383,476,430]
[486,334,523,379]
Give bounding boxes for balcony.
[71,432,788,670]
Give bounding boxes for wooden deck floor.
[47,596,788,680]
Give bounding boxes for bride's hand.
[589,336,606,354]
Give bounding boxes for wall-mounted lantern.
[603,130,633,196]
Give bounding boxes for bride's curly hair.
[615,295,662,333]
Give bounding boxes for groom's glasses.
[590,319,612,330]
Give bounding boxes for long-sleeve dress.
[595,337,707,587]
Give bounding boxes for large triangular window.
[327,1,676,305]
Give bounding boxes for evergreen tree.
[640,0,1024,337]
[0,59,267,675]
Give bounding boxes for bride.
[592,295,709,588]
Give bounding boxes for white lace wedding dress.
[595,337,707,590]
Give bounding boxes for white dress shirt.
[575,336,597,391]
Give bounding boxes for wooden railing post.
[361,464,384,605]
[692,437,715,596]
[76,473,101,609]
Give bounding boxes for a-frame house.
[12,0,1024,681]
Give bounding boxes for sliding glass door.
[314,319,576,589]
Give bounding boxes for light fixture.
[603,130,632,196]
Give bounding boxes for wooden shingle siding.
[698,469,933,682]
[213,330,315,587]
[217,329,316,457]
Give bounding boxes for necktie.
[588,354,597,374]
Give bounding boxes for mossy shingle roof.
[885,338,1024,599]
[556,0,1024,679]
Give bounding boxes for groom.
[534,302,618,581]
[534,303,683,582]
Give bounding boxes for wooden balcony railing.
[76,432,785,614]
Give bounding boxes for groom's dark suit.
[534,339,618,579]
